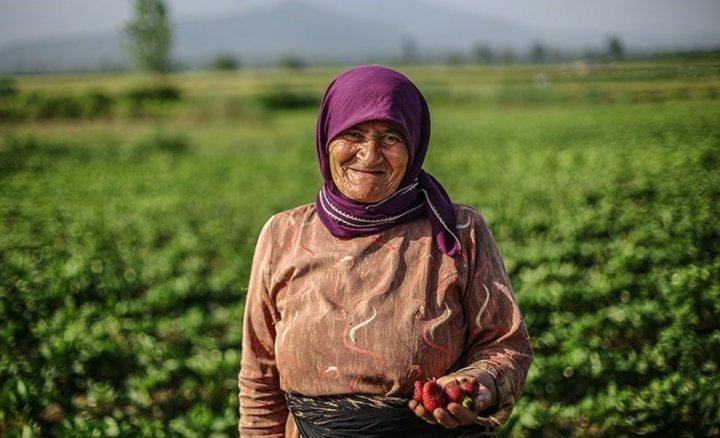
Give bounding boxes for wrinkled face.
[328,120,410,203]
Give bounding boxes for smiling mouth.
[348,168,384,175]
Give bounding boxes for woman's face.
[328,120,409,203]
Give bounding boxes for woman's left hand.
[407,371,496,429]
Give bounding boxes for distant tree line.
[402,35,627,66]
[116,5,709,74]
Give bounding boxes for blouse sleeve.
[459,212,534,427]
[238,216,288,436]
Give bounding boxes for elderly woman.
[238,65,533,437]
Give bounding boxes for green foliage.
[277,55,305,70]
[255,86,320,110]
[0,133,260,436]
[0,85,183,122]
[211,55,240,71]
[0,90,115,121]
[124,0,172,74]
[0,77,18,98]
[124,84,182,108]
[132,132,189,155]
[607,35,625,61]
[1,62,719,436]
[530,41,547,64]
[437,108,720,438]
[474,44,494,64]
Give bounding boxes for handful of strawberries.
[413,377,480,413]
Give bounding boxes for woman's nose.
[356,140,383,165]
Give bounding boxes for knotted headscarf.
[315,65,460,256]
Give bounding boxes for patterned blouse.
[238,203,533,437]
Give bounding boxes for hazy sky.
[1,0,719,48]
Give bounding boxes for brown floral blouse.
[238,203,533,437]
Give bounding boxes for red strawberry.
[443,380,465,404]
[460,377,480,399]
[422,380,447,413]
[413,380,424,403]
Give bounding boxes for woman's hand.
[408,370,497,429]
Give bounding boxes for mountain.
[0,35,124,73]
[0,0,717,73]
[172,1,408,65]
[170,0,539,64]
[307,0,539,52]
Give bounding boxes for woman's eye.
[382,135,402,145]
[342,131,363,141]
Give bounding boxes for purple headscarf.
[315,65,460,256]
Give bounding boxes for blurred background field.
[1,58,719,437]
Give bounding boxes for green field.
[1,60,719,436]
